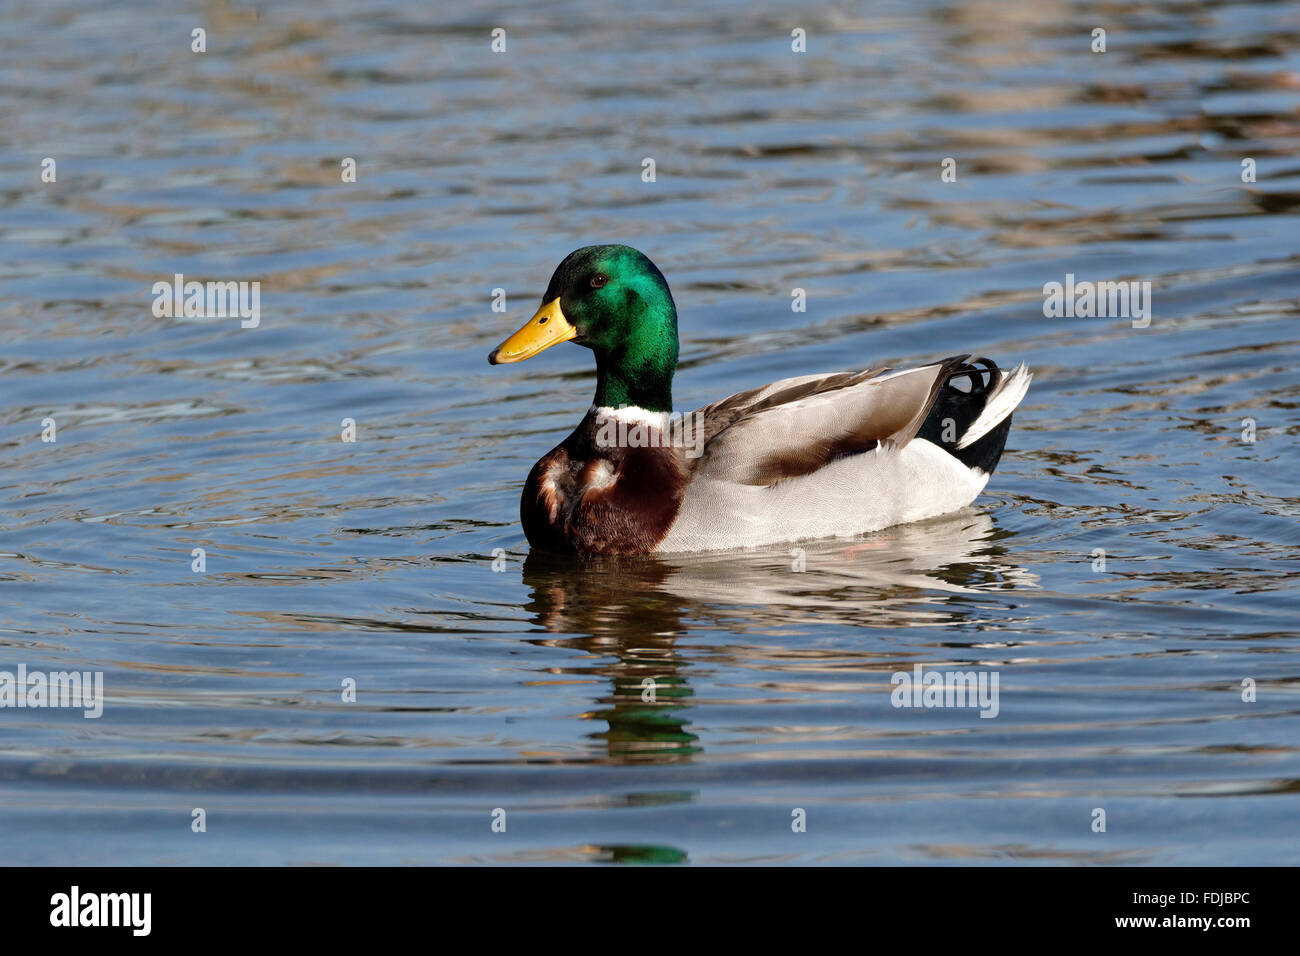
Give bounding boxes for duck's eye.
[590,274,608,289]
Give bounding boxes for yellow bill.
[488,298,577,364]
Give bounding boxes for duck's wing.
[657,356,1031,552]
[690,355,981,485]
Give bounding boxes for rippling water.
[1,0,1298,865]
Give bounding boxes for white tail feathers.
[956,362,1032,449]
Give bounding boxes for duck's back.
[656,356,1031,553]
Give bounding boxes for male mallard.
[489,244,1031,556]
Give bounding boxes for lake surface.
[1,0,1298,865]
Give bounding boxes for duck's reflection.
[522,550,700,764]
[520,510,1035,766]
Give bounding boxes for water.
[1,0,1298,865]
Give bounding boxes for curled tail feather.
[917,357,1031,475]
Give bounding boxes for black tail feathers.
[916,356,1013,475]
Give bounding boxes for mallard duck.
[489,244,1031,556]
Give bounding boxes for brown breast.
[520,422,688,556]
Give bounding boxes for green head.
[488,244,679,412]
